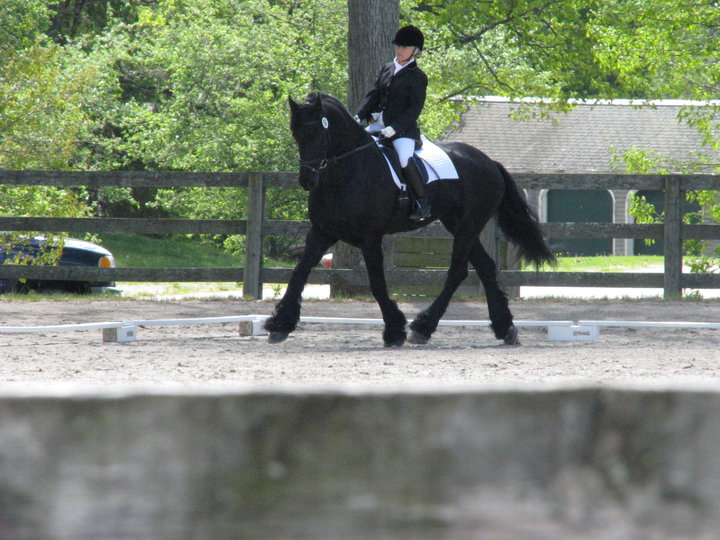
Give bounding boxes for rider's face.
[395,45,416,64]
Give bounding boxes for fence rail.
[1,170,719,299]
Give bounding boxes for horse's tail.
[495,161,557,268]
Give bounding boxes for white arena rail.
[0,315,718,343]
[579,320,720,329]
[0,315,267,343]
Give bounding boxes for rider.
[355,25,431,221]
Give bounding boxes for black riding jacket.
[356,60,428,141]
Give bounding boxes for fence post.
[663,176,682,298]
[243,172,265,300]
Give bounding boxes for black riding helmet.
[392,25,424,51]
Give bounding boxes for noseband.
[298,115,376,173]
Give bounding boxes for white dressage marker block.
[238,317,268,337]
[238,321,254,336]
[548,324,599,342]
[102,325,138,343]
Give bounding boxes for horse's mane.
[304,92,374,146]
[305,92,350,117]
[308,92,367,128]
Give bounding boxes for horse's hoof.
[268,331,289,344]
[383,327,406,348]
[503,325,520,346]
[408,331,430,345]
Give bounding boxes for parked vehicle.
[320,252,332,268]
[0,234,118,294]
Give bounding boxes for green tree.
[66,0,350,256]
[4,0,718,266]
[589,0,720,270]
[0,2,95,232]
[590,0,720,165]
[0,0,52,64]
[0,45,92,170]
[112,0,348,172]
[411,0,615,98]
[410,0,719,271]
[45,0,151,43]
[405,0,624,138]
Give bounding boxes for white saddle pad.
[381,136,460,190]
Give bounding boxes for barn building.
[441,97,719,256]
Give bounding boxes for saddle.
[373,135,459,190]
[377,140,430,185]
[371,135,460,225]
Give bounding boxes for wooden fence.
[1,170,719,299]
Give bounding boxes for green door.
[547,190,613,256]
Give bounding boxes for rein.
[298,116,377,173]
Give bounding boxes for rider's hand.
[380,126,396,138]
[353,115,362,124]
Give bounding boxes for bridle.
[297,115,377,174]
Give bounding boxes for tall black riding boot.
[402,158,431,221]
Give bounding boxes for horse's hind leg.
[264,228,335,343]
[466,239,519,345]
[362,240,407,347]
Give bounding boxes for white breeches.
[390,137,415,167]
[366,121,415,167]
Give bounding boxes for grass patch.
[0,290,112,302]
[525,255,664,272]
[100,235,664,273]
[100,233,295,268]
[2,234,670,301]
[95,234,295,298]
[119,281,245,298]
[100,233,242,268]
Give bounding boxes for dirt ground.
[1,297,720,390]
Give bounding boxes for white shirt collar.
[393,58,413,75]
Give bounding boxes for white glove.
[353,115,362,124]
[380,126,396,138]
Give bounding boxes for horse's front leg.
[466,238,518,345]
[410,229,474,345]
[362,240,407,347]
[264,228,335,343]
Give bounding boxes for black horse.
[264,92,555,346]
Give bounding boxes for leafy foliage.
[0,0,52,63]
[79,0,349,173]
[585,0,720,273]
[0,3,95,245]
[412,0,616,99]
[0,45,92,170]
[589,0,720,100]
[1,0,720,265]
[64,0,349,254]
[0,184,93,268]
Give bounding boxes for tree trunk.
[332,0,399,297]
[347,0,399,112]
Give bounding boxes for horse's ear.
[310,93,323,113]
[288,96,299,114]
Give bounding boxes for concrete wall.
[2,385,720,539]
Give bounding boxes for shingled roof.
[441,97,719,173]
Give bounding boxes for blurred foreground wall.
[2,385,720,539]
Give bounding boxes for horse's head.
[289,93,327,190]
[288,92,368,191]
